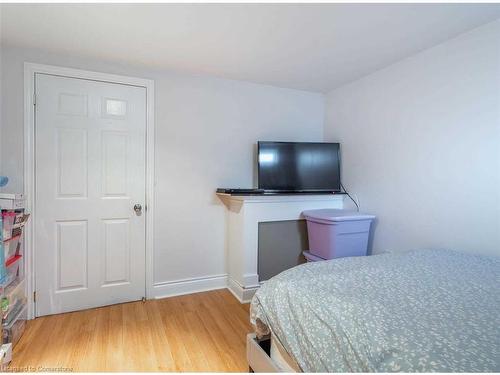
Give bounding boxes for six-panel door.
[35,73,147,316]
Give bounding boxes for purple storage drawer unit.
[302,251,325,262]
[302,209,375,260]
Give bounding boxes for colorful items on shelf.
[0,256,22,291]
[0,216,4,283]
[0,193,24,211]
[2,211,29,241]
[0,195,28,355]
[2,307,26,348]
[1,279,26,321]
[0,211,29,284]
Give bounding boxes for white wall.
[325,20,500,257]
[0,45,324,295]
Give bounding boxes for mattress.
[250,249,500,372]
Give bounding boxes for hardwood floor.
[9,289,252,372]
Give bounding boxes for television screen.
[258,142,341,192]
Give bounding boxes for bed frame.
[247,333,301,373]
[247,334,280,372]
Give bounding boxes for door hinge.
[33,291,36,303]
[33,93,37,106]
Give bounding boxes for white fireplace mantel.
[217,193,344,302]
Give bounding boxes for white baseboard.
[227,277,259,303]
[152,274,228,299]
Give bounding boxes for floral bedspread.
[250,249,500,372]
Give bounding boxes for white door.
[35,73,147,316]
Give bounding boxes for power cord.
[340,182,360,212]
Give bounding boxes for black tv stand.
[216,188,346,196]
[263,191,346,196]
[216,188,265,195]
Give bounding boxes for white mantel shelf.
[217,193,344,302]
[216,192,345,203]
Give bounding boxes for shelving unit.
[0,193,28,366]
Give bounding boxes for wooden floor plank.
[8,289,252,372]
[145,301,177,372]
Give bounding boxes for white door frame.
[24,62,155,319]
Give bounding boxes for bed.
[249,249,500,372]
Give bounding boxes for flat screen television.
[258,141,341,192]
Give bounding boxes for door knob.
[134,204,142,215]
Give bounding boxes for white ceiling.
[1,4,500,92]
